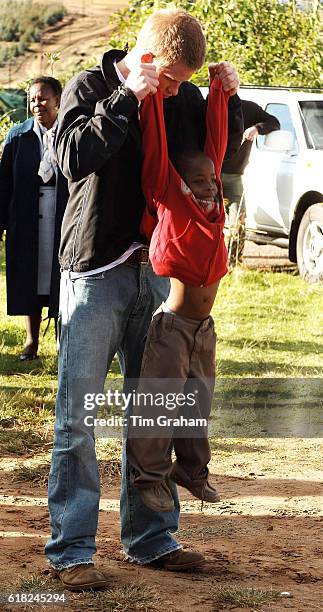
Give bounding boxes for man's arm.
[226,94,243,158]
[55,74,139,182]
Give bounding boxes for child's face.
[183,157,218,203]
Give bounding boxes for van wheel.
[296,203,323,282]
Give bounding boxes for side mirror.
[262,130,295,152]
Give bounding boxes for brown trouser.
[127,308,216,487]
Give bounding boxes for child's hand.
[208,62,239,96]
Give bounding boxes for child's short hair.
[136,9,206,70]
[171,149,210,178]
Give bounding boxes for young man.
[46,8,242,590]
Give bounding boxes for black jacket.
[222,99,280,175]
[0,118,69,317]
[56,49,243,272]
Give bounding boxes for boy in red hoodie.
[127,74,230,513]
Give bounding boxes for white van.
[201,86,323,282]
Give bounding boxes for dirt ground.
[0,0,128,87]
[242,242,297,273]
[0,437,322,612]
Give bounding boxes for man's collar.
[100,49,127,89]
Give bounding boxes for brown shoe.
[51,564,109,591]
[169,461,220,503]
[138,480,175,513]
[150,549,205,571]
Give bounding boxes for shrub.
[0,1,67,65]
[109,0,323,88]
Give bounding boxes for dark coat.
[222,99,280,174]
[0,117,69,317]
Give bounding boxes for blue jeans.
[45,261,181,570]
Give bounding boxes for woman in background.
[0,76,68,360]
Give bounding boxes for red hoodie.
[140,78,229,287]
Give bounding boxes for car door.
[243,102,298,233]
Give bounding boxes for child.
[127,76,229,513]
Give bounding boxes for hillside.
[0,0,128,87]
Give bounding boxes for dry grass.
[0,429,49,455]
[86,582,162,612]
[212,585,281,608]
[97,439,122,483]
[178,525,234,539]
[19,575,53,592]
[12,462,50,486]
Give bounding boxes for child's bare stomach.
[167,278,221,320]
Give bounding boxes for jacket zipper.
[69,174,93,270]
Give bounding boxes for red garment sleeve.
[139,88,169,204]
[205,78,229,180]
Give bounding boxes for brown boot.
[169,461,220,503]
[149,549,205,571]
[138,480,175,513]
[50,564,109,591]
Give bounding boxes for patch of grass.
[12,462,50,486]
[98,458,121,483]
[97,439,122,483]
[212,585,281,608]
[87,582,161,612]
[1,243,322,389]
[213,268,323,377]
[0,429,49,455]
[0,388,55,456]
[209,440,269,455]
[19,574,52,592]
[0,388,55,424]
[1,241,322,456]
[178,524,233,538]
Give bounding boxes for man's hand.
[243,126,259,141]
[125,63,159,102]
[208,62,239,96]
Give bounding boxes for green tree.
[109,0,323,87]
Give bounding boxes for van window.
[257,103,296,149]
[299,101,323,150]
